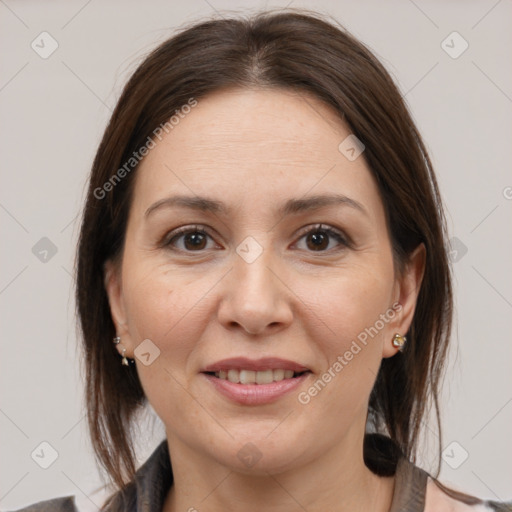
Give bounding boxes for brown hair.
[77,9,455,505]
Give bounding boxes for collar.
[134,440,173,511]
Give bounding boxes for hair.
[76,8,467,508]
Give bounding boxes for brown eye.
[306,231,329,251]
[182,232,207,250]
[165,226,216,252]
[295,225,349,252]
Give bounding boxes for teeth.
[255,369,273,384]
[239,370,256,384]
[227,369,239,383]
[273,369,285,381]
[214,369,303,384]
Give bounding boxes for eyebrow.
[144,193,368,218]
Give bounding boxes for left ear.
[382,243,426,358]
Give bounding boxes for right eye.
[164,225,219,252]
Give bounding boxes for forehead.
[132,87,382,219]
[147,87,349,168]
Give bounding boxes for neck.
[162,430,396,512]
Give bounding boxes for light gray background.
[1,0,511,509]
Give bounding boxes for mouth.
[200,357,312,405]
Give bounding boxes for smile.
[201,357,312,405]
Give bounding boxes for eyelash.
[162,224,351,254]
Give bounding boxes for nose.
[217,246,293,336]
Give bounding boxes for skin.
[105,87,425,512]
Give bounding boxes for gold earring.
[392,333,406,351]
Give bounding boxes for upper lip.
[201,357,310,373]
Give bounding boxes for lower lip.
[201,372,310,405]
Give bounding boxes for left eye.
[294,225,348,252]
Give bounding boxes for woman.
[12,10,511,512]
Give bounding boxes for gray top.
[8,440,512,512]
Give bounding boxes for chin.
[205,434,312,476]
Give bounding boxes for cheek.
[121,261,216,369]
[120,263,217,426]
[304,260,394,346]
[296,260,395,403]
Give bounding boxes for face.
[105,87,424,475]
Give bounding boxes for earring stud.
[392,333,406,351]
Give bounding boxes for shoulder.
[425,476,512,512]
[389,452,511,512]
[6,495,78,512]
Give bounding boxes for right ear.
[104,260,134,356]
